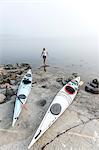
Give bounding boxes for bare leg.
[44,66,46,72]
[43,58,46,65]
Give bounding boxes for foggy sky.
[0,0,99,38]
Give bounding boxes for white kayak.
[12,69,32,127]
[28,76,80,149]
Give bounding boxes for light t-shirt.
[42,50,48,56]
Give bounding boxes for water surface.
[0,37,99,74]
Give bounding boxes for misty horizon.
[0,0,98,38]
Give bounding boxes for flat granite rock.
[0,66,99,150]
[0,94,6,103]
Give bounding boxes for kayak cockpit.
[23,78,31,84]
[18,94,26,99]
[26,74,32,77]
[17,94,26,104]
[50,103,61,115]
[65,86,75,94]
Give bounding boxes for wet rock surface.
[0,94,6,103]
[0,64,99,150]
[85,78,99,94]
[0,63,31,104]
[37,100,47,107]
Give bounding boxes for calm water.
[0,37,99,74]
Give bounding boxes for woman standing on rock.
[41,48,48,65]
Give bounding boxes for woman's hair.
[43,48,45,51]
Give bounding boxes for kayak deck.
[28,77,80,149]
[12,69,32,127]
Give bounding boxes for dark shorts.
[43,56,46,59]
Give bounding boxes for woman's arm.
[41,51,43,56]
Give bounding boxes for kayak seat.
[65,85,75,94]
[23,78,31,84]
[50,103,61,115]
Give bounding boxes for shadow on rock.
[36,99,47,107]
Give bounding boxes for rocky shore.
[0,63,99,150]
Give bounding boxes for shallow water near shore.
[0,37,99,74]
